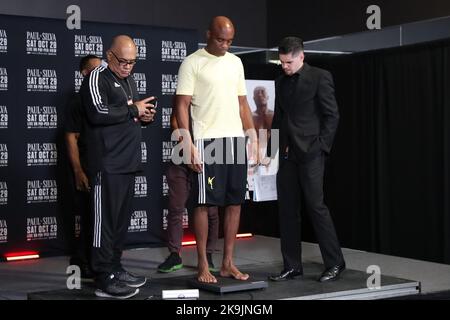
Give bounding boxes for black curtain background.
[242,38,450,264]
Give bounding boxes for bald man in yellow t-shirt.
[175,16,258,284]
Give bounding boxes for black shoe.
[158,253,183,273]
[269,268,303,281]
[318,263,346,282]
[207,253,219,272]
[95,274,139,299]
[113,270,147,288]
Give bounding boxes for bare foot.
[220,264,249,281]
[197,265,217,283]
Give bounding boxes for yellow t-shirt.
[176,49,247,140]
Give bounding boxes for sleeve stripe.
[94,70,108,112]
[89,67,108,114]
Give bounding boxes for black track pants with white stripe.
[90,172,135,276]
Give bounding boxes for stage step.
[28,262,420,300]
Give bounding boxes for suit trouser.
[166,163,218,254]
[276,151,344,270]
[90,172,135,276]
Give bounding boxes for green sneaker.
[158,253,183,273]
[207,253,219,272]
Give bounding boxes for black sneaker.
[113,270,147,288]
[158,252,183,273]
[95,274,139,299]
[207,253,219,272]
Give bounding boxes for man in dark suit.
[269,36,346,282]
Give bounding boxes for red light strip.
[5,252,40,262]
[181,240,197,246]
[236,233,253,239]
[182,233,253,246]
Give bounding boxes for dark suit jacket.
[271,63,339,160]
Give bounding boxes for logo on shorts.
[208,177,215,190]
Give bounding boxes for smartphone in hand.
[147,97,158,109]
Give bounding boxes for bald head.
[206,16,235,57]
[254,86,269,109]
[107,35,137,79]
[254,86,267,95]
[110,35,136,52]
[209,16,235,34]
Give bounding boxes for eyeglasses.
[110,51,137,67]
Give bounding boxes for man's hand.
[140,107,156,122]
[135,96,156,118]
[248,139,260,167]
[188,143,203,173]
[74,169,90,192]
[260,156,271,167]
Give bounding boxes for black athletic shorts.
[192,137,247,207]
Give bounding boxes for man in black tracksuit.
[80,35,156,299]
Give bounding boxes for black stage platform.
[28,262,420,300]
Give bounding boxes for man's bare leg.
[194,206,217,283]
[220,205,249,281]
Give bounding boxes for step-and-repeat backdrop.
[0,14,197,257]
